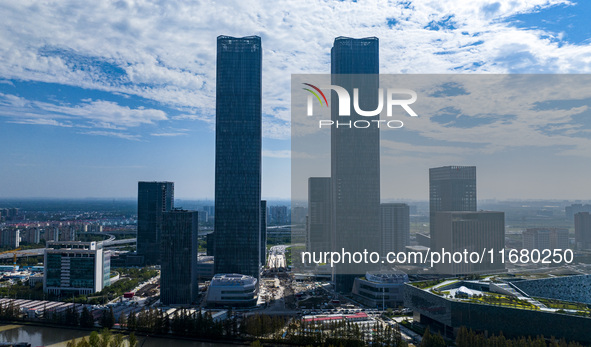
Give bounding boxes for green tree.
[127,312,137,331]
[110,334,124,347]
[66,305,80,326]
[420,327,446,347]
[99,328,112,347]
[118,312,127,327]
[76,336,91,347]
[100,307,115,329]
[89,331,100,347]
[128,332,138,347]
[80,306,95,328]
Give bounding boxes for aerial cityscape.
[2,1,591,347]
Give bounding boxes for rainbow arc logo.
[302,83,328,107]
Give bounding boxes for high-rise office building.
[260,200,267,266]
[331,37,380,292]
[203,206,215,218]
[214,35,262,279]
[291,206,307,225]
[381,203,410,254]
[0,228,20,248]
[160,210,199,305]
[432,211,505,275]
[566,204,591,219]
[44,241,110,295]
[429,166,476,239]
[575,212,591,250]
[137,181,174,265]
[268,206,288,225]
[522,228,569,251]
[206,232,215,257]
[307,177,332,255]
[21,226,40,244]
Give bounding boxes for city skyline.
[1,1,591,200]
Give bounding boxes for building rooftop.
[303,311,369,323]
[365,270,408,284]
[46,240,102,250]
[210,273,257,286]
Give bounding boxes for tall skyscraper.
[137,181,174,265]
[429,166,476,239]
[432,211,505,275]
[575,212,591,250]
[381,203,410,254]
[260,200,267,266]
[307,177,332,255]
[331,37,380,292]
[160,210,199,305]
[214,35,262,279]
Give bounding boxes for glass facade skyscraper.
[575,212,591,250]
[260,200,267,266]
[331,37,380,292]
[137,181,174,265]
[214,35,262,279]
[160,210,199,305]
[381,203,410,254]
[429,166,477,238]
[432,211,504,274]
[307,177,332,255]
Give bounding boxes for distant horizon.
[1,197,591,204]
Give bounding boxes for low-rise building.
[206,273,258,307]
[43,241,110,296]
[196,255,215,281]
[352,271,408,308]
[404,276,591,344]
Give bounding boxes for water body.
[0,324,234,347]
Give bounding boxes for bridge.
[0,238,136,260]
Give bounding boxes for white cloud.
[150,132,188,137]
[8,118,73,127]
[1,0,589,142]
[0,93,168,129]
[0,93,29,108]
[174,113,214,124]
[263,149,291,158]
[39,99,168,127]
[79,130,141,141]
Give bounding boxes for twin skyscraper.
[137,35,385,303]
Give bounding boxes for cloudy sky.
[1,0,590,200]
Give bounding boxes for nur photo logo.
[303,82,419,129]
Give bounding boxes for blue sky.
[1,0,590,200]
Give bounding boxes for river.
[0,324,236,347]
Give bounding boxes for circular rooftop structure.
[365,270,408,284]
[210,273,257,287]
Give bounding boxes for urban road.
[0,238,136,260]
